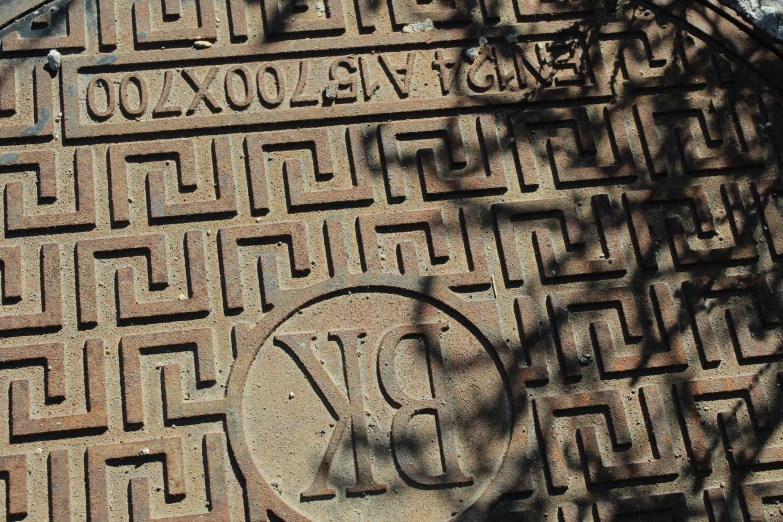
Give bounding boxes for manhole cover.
[227,278,525,522]
[0,0,781,520]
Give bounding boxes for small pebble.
[401,18,434,33]
[194,40,213,49]
[47,49,61,71]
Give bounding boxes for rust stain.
[0,0,779,520]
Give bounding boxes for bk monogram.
[274,321,473,500]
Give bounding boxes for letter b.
[377,322,473,488]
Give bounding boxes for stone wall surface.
[719,0,783,41]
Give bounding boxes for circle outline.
[226,273,529,522]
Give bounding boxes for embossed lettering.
[225,65,253,109]
[257,63,285,108]
[291,60,319,107]
[119,73,148,117]
[432,50,462,95]
[379,52,417,98]
[494,48,517,91]
[359,56,381,100]
[152,70,182,117]
[329,58,358,102]
[86,74,115,120]
[182,67,223,114]
[274,330,386,500]
[377,322,473,487]
[467,48,494,92]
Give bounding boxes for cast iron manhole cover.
[0,0,781,520]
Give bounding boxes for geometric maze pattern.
[0,0,781,520]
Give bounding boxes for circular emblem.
[226,276,528,521]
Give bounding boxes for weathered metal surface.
[0,0,781,520]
